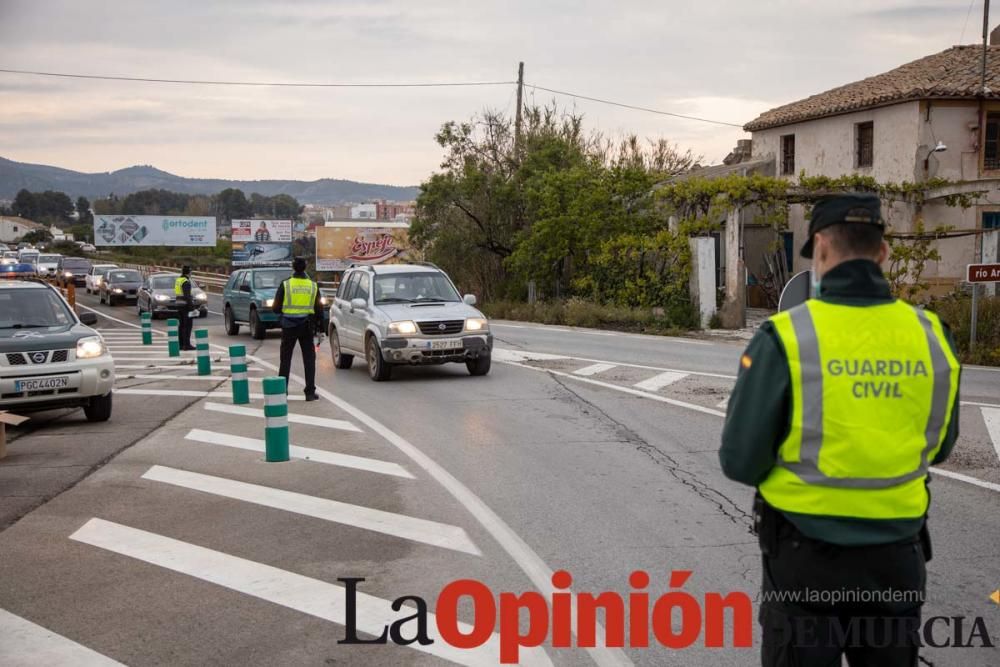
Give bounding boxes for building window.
[780,135,795,175]
[984,112,1000,170]
[984,211,1000,229]
[856,122,874,168]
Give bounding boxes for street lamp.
[924,141,947,172]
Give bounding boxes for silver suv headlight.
[76,336,107,359]
[196,292,208,301]
[388,320,418,335]
[465,318,489,332]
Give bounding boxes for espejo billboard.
[94,215,215,247]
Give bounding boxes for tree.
[214,188,252,222]
[13,189,37,219]
[76,196,93,226]
[35,190,74,223]
[20,229,53,245]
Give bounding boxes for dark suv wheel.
[250,308,266,340]
[224,305,240,336]
[366,336,392,381]
[331,328,353,369]
[84,392,113,422]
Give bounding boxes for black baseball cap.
[800,193,884,258]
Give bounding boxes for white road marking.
[116,389,304,400]
[70,519,549,666]
[120,374,261,382]
[491,321,710,345]
[0,607,124,666]
[115,364,263,372]
[208,310,223,316]
[143,465,464,551]
[633,371,688,392]
[203,402,361,432]
[932,467,1000,492]
[982,407,1000,463]
[717,396,730,409]
[490,348,568,363]
[85,301,636,666]
[962,401,1000,408]
[573,363,617,377]
[185,428,406,477]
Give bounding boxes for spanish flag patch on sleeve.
[740,354,752,370]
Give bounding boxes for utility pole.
[514,61,524,156]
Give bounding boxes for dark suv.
[57,256,93,287]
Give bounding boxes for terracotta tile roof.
[745,45,1000,132]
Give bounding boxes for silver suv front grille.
[6,350,71,365]
[417,320,464,336]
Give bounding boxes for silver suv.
[328,264,492,381]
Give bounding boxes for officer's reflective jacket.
[720,260,962,545]
[174,275,189,297]
[281,277,318,316]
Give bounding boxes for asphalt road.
[0,291,997,666]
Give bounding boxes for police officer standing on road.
[719,194,962,666]
[273,257,323,401]
[174,265,196,351]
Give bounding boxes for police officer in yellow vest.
[272,257,323,401]
[720,194,961,666]
[174,266,196,351]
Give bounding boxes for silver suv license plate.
[425,339,462,350]
[15,376,69,392]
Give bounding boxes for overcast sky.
[0,1,990,186]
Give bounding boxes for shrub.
[927,292,1000,366]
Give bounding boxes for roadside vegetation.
[929,292,1000,365]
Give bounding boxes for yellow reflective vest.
[281,277,317,316]
[759,299,960,520]
[174,275,189,296]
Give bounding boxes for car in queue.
[136,272,208,319]
[85,264,119,294]
[224,267,294,340]
[17,248,40,267]
[56,256,92,286]
[3,251,20,262]
[0,279,114,421]
[328,263,492,381]
[98,268,143,306]
[35,253,62,277]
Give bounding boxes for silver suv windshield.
[0,289,75,329]
[374,271,460,304]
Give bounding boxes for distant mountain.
[0,157,421,204]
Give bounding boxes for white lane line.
[491,322,710,345]
[633,371,688,392]
[143,466,463,551]
[203,402,361,433]
[932,467,1000,493]
[0,607,124,666]
[185,429,407,477]
[573,363,617,377]
[982,407,1000,463]
[116,389,304,401]
[85,302,631,667]
[120,374,261,382]
[208,310,223,316]
[717,396,730,409]
[70,519,548,666]
[493,347,736,380]
[119,365,262,372]
[962,400,1000,408]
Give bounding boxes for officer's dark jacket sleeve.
[719,322,790,486]
[272,282,285,315]
[932,323,961,465]
[313,289,324,320]
[181,278,192,304]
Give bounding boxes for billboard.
[316,222,412,272]
[231,242,293,267]
[94,215,214,247]
[231,219,292,244]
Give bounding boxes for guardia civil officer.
[272,257,323,401]
[174,265,196,351]
[719,193,961,666]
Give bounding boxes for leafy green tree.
[13,189,37,219]
[76,196,93,226]
[20,229,53,245]
[214,188,252,222]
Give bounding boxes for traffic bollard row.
[196,329,210,375]
[141,312,152,345]
[262,376,290,462]
[229,345,250,405]
[167,318,179,357]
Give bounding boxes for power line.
[960,0,978,44]
[527,83,745,128]
[0,67,515,88]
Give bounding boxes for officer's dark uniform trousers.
[278,317,316,396]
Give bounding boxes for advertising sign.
[231,242,293,267]
[316,222,411,272]
[94,215,214,247]
[231,219,292,244]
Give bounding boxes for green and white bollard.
[229,345,250,405]
[141,312,152,345]
[166,318,180,357]
[195,329,210,375]
[262,376,289,462]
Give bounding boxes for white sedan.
[85,264,119,294]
